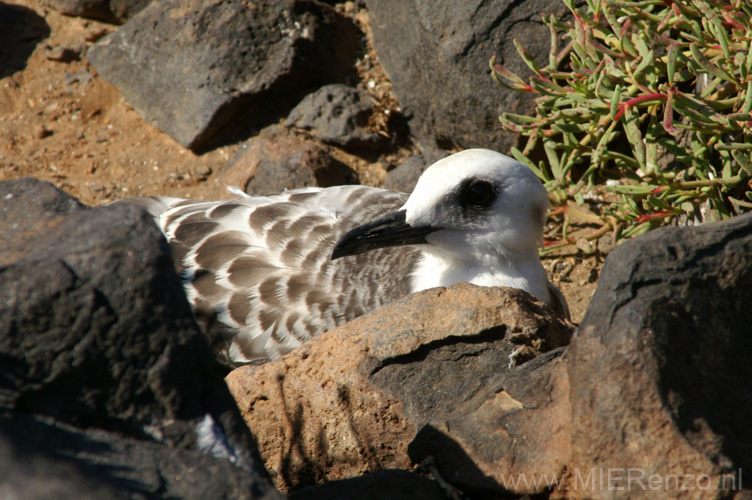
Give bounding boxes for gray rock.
[87,0,359,151]
[286,84,385,150]
[63,67,93,94]
[366,0,570,152]
[383,149,448,193]
[0,177,282,500]
[221,126,359,195]
[39,0,151,23]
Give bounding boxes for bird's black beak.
[331,210,437,260]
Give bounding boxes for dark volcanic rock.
[0,416,127,500]
[87,0,360,151]
[222,126,359,195]
[408,349,571,497]
[407,213,752,499]
[0,413,280,500]
[286,84,386,150]
[0,177,282,500]
[366,0,569,152]
[39,0,151,24]
[290,469,446,500]
[567,212,752,497]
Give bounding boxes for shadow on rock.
[276,375,328,488]
[409,348,571,498]
[289,469,447,500]
[0,2,50,78]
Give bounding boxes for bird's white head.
[401,149,548,263]
[331,148,559,309]
[332,149,548,262]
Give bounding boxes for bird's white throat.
[410,247,551,305]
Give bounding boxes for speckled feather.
[129,186,421,365]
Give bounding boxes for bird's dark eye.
[462,179,497,208]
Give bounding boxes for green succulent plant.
[492,0,752,250]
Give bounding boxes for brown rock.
[35,125,53,139]
[221,128,358,196]
[226,283,573,492]
[40,0,152,24]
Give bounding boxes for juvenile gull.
[127,149,568,367]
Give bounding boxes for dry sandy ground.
[0,0,601,322]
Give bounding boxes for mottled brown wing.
[127,186,419,366]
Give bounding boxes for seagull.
[125,149,568,367]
